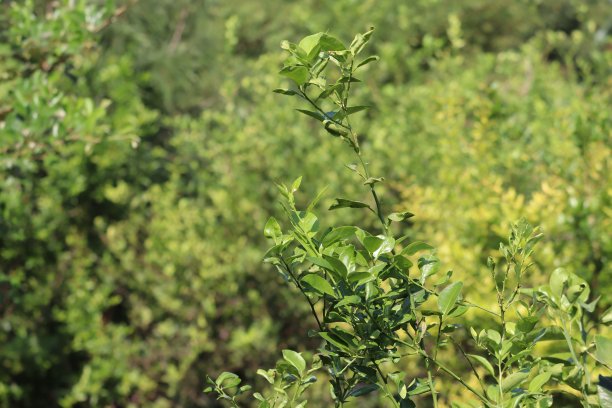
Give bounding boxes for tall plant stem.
[561,320,591,407]
[426,357,439,408]
[426,353,488,403]
[281,259,323,331]
[391,336,488,403]
[356,151,388,234]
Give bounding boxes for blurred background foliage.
[0,0,610,406]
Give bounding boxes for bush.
[1,0,610,406]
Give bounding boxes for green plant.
[205,351,321,408]
[204,29,610,408]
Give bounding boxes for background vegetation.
[0,0,610,406]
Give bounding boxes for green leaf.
[282,349,306,375]
[487,329,502,345]
[322,226,357,246]
[335,295,361,308]
[345,105,369,115]
[253,391,266,401]
[323,120,348,137]
[347,271,375,286]
[528,372,551,393]
[273,88,298,95]
[595,335,612,367]
[323,255,348,278]
[598,376,612,407]
[502,371,529,392]
[393,255,413,273]
[486,385,499,402]
[599,385,612,408]
[549,268,569,299]
[400,398,416,408]
[216,372,241,388]
[350,27,374,55]
[301,274,335,297]
[363,177,384,186]
[298,33,324,57]
[296,109,323,121]
[362,235,395,258]
[348,383,379,397]
[387,211,415,223]
[375,236,395,258]
[320,34,346,51]
[418,255,440,282]
[603,307,612,324]
[322,226,357,247]
[447,305,468,318]
[356,55,379,68]
[264,217,282,241]
[402,241,434,256]
[362,236,383,254]
[467,354,495,377]
[280,65,309,85]
[307,255,347,279]
[329,198,372,211]
[319,331,351,351]
[516,316,539,333]
[437,282,463,316]
[257,369,274,384]
[306,185,329,212]
[338,76,361,83]
[291,176,302,192]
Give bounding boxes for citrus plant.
[204,28,610,408]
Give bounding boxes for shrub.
[205,29,611,408]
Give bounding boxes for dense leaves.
[1,0,610,407]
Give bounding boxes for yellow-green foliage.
[0,0,610,406]
[376,46,611,305]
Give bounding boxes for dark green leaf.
[598,384,612,408]
[319,331,350,351]
[273,88,298,95]
[345,105,369,115]
[356,55,379,68]
[329,198,372,211]
[322,226,357,247]
[348,383,379,397]
[516,316,539,333]
[335,295,361,308]
[323,255,348,278]
[296,109,323,121]
[338,76,361,83]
